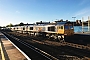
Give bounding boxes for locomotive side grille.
[48,26,55,32]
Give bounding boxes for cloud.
[74,7,90,17]
[73,7,90,21]
[79,0,90,5]
[16,11,20,13]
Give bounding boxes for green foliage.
[18,22,24,26]
[6,22,24,27]
[6,23,13,27]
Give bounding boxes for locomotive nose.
[64,29,74,36]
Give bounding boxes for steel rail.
[3,32,59,60]
[1,32,31,60]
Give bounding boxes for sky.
[0,0,90,26]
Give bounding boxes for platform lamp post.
[72,17,76,26]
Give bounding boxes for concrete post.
[88,16,90,31]
[82,17,84,32]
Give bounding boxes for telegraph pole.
[72,17,76,26]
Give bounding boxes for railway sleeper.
[82,46,87,49]
[67,43,73,46]
[65,43,90,50]
[76,45,83,49]
[60,42,67,46]
[5,31,90,51]
[3,32,59,60]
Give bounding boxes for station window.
[17,28,18,29]
[30,27,33,30]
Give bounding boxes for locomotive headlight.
[64,34,67,35]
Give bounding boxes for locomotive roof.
[48,21,72,25]
[57,22,72,25]
[57,22,67,24]
[24,24,35,25]
[36,24,48,26]
[36,21,50,25]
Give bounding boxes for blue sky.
[0,0,90,26]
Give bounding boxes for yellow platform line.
[0,39,9,60]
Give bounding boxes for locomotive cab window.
[60,26,63,29]
[58,26,63,29]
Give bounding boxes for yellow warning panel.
[57,29,64,34]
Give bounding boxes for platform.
[0,48,2,60]
[0,32,27,60]
[75,32,90,35]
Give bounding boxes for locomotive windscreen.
[70,25,73,29]
[48,26,55,31]
[64,25,69,30]
[64,25,73,30]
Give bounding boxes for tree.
[6,23,13,27]
[19,22,24,26]
[9,23,13,27]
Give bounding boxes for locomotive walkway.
[0,32,27,60]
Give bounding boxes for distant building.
[36,21,50,25]
[55,19,63,23]
[76,20,81,24]
[76,20,78,24]
[78,20,81,24]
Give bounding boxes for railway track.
[2,31,90,60]
[2,32,59,60]
[31,40,90,59]
[17,32,90,50]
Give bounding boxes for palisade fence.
[81,16,90,33]
[74,26,88,33]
